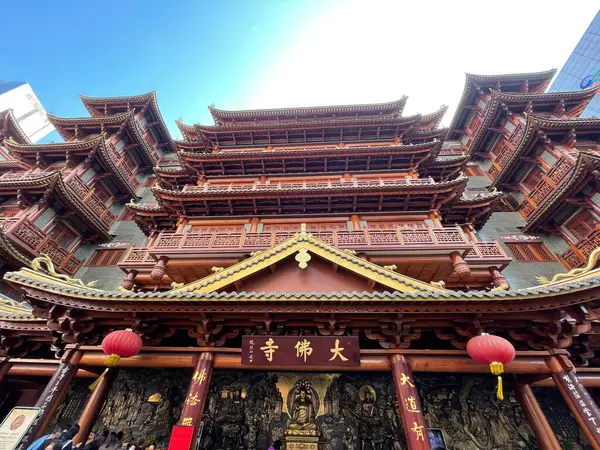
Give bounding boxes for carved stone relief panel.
[533,387,592,450]
[415,374,539,450]
[94,368,191,447]
[50,379,91,428]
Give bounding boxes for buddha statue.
[285,380,319,437]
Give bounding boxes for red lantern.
[467,333,515,400]
[90,329,142,390]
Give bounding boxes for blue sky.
[2,1,599,143]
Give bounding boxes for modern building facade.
[0,81,54,143]
[550,10,600,117]
[2,72,600,448]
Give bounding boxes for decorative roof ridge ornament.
[295,248,311,269]
[31,254,97,288]
[537,247,600,285]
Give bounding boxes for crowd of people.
[28,425,159,450]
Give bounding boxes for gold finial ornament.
[383,264,397,271]
[537,247,600,284]
[295,248,311,269]
[31,254,97,287]
[211,266,224,273]
[430,280,446,288]
[170,281,184,289]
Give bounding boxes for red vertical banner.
[178,353,214,447]
[390,355,431,450]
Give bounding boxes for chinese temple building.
[3,71,600,449]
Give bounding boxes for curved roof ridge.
[0,109,31,144]
[47,110,132,125]
[208,96,408,122]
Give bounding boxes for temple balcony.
[0,171,115,238]
[0,216,83,275]
[55,174,116,229]
[559,229,600,269]
[183,176,437,193]
[117,227,510,289]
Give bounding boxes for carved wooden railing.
[464,241,511,261]
[520,157,575,218]
[560,230,600,269]
[146,226,469,253]
[66,176,116,228]
[120,233,510,271]
[106,143,140,192]
[0,216,83,275]
[183,177,436,194]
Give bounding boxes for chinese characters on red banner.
[242,336,359,366]
[391,356,431,450]
[179,353,214,437]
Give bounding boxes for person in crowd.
[60,424,80,450]
[126,443,138,450]
[43,441,63,450]
[81,430,109,450]
[144,443,155,450]
[27,426,63,450]
[98,431,122,450]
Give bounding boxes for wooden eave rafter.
[446,191,503,228]
[491,115,600,189]
[5,241,600,313]
[448,69,557,137]
[0,172,111,240]
[208,97,408,125]
[468,87,600,157]
[150,177,467,203]
[47,112,157,166]
[4,137,137,198]
[0,110,31,144]
[80,92,175,152]
[523,152,600,232]
[0,231,33,270]
[175,141,443,177]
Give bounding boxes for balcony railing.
[146,226,469,254]
[66,176,116,228]
[0,216,83,275]
[560,230,600,269]
[184,177,436,194]
[464,241,511,261]
[119,230,510,273]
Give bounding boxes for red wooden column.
[390,355,431,450]
[16,350,81,450]
[547,356,600,449]
[179,352,214,445]
[0,357,12,396]
[512,376,561,450]
[73,368,118,445]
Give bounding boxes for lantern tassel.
[89,354,121,391]
[490,361,504,401]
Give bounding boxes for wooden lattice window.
[521,166,544,192]
[48,223,78,249]
[565,211,598,242]
[86,249,125,267]
[506,243,556,262]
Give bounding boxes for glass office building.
[550,11,600,117]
